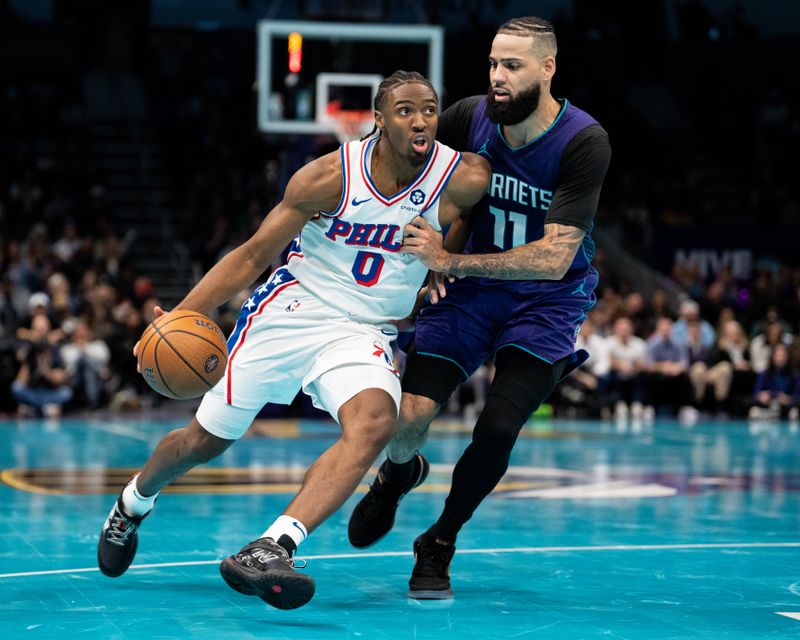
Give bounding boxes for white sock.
[121,474,158,517]
[262,515,308,549]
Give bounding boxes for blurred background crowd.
[1,0,798,421]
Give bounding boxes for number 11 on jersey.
[488,205,527,250]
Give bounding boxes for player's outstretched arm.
[441,222,586,280]
[175,152,343,315]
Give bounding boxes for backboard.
[256,20,444,137]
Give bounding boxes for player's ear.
[374,109,384,132]
[542,55,556,82]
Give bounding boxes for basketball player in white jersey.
[96,71,490,610]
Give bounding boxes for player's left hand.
[401,216,449,271]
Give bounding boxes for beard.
[485,82,541,125]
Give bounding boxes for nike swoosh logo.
[351,196,372,206]
[292,521,307,539]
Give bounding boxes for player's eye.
[398,107,410,115]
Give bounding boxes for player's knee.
[472,397,527,458]
[398,393,437,437]
[345,408,396,457]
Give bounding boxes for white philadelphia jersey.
[286,136,461,324]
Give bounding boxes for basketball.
[137,310,229,400]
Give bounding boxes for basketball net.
[326,102,375,144]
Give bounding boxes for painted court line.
[87,419,151,442]
[776,612,800,621]
[2,541,800,580]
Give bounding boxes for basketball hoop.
[325,102,375,143]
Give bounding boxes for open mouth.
[493,87,511,102]
[411,134,429,154]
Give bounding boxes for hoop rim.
[325,104,376,143]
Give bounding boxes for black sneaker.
[348,453,430,548]
[407,533,456,599]
[219,537,315,610]
[97,495,148,578]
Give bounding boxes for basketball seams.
[159,330,227,356]
[159,332,217,390]
[140,311,228,399]
[139,311,200,359]
[153,339,180,399]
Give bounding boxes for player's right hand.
[133,306,166,372]
[427,271,455,304]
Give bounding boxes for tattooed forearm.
[445,223,585,280]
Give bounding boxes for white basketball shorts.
[196,268,401,440]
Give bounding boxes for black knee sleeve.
[401,344,466,406]
[471,394,527,461]
[491,347,567,416]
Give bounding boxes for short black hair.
[497,16,557,56]
[373,70,437,111]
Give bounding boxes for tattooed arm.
[402,220,585,281]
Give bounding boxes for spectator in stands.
[12,314,73,418]
[606,317,647,419]
[60,319,111,410]
[45,272,78,325]
[560,316,612,416]
[749,343,799,420]
[623,292,649,338]
[698,319,754,415]
[645,317,696,421]
[673,299,715,349]
[107,304,149,412]
[750,320,792,374]
[686,319,715,406]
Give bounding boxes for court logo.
[409,189,426,206]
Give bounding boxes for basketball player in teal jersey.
[96,71,490,610]
[348,17,612,599]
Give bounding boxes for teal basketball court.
[2,415,800,639]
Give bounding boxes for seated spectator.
[645,317,696,421]
[749,343,800,420]
[606,317,647,419]
[12,314,73,417]
[560,317,612,416]
[673,299,715,349]
[705,319,755,415]
[686,319,715,406]
[750,319,793,374]
[60,319,111,410]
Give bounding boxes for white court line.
[776,612,800,621]
[87,419,151,442]
[2,541,800,580]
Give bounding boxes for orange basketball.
[138,310,228,400]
